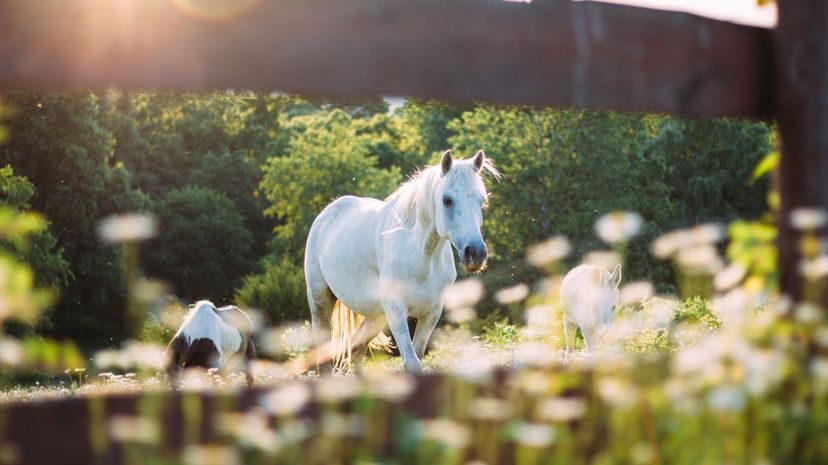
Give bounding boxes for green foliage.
[480,319,521,348]
[673,296,721,329]
[0,165,71,290]
[1,91,147,345]
[0,89,775,346]
[235,258,307,324]
[0,207,55,324]
[138,316,176,345]
[728,220,778,288]
[143,186,255,302]
[449,108,770,310]
[642,117,771,224]
[259,109,401,261]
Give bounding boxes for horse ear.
[441,149,453,175]
[473,150,486,172]
[609,263,622,288]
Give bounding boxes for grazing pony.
[560,264,622,352]
[163,300,256,386]
[305,150,499,372]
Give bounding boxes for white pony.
[559,264,621,352]
[305,150,499,373]
[163,300,256,385]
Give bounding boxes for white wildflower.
[795,303,822,324]
[583,250,622,270]
[419,419,471,449]
[511,422,555,448]
[537,397,587,422]
[712,288,750,329]
[495,283,530,305]
[316,375,362,403]
[810,357,828,381]
[260,383,311,416]
[595,211,643,244]
[714,263,747,291]
[526,236,571,267]
[98,213,157,243]
[619,281,655,306]
[109,416,160,444]
[363,372,414,402]
[0,337,24,367]
[446,306,476,324]
[688,223,725,245]
[514,342,555,368]
[596,377,638,408]
[469,397,511,422]
[451,343,494,383]
[442,279,484,310]
[791,207,828,231]
[676,245,723,274]
[799,255,828,280]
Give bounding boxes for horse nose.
[463,243,488,264]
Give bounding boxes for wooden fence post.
[775,0,828,307]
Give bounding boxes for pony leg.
[244,338,256,388]
[582,328,596,352]
[563,315,578,351]
[307,283,336,374]
[383,301,421,373]
[413,310,441,360]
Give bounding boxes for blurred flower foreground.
[1,210,828,465]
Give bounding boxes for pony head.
[434,149,499,272]
[598,263,622,319]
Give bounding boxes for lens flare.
[170,0,262,21]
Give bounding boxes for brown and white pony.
[163,300,256,386]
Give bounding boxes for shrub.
[143,187,256,302]
[235,258,308,325]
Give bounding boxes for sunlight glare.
[170,0,262,21]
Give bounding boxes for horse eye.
[442,195,453,207]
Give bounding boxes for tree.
[259,109,401,263]
[448,107,771,299]
[142,187,256,302]
[0,165,71,291]
[1,90,147,345]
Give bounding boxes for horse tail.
[330,300,394,371]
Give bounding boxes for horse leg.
[307,280,336,374]
[563,315,578,351]
[244,338,256,388]
[413,309,441,360]
[582,327,597,352]
[350,315,387,372]
[383,301,421,373]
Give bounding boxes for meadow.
[1,91,825,464]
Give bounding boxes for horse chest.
[394,266,455,316]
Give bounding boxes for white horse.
[560,264,621,352]
[304,150,499,373]
[163,300,256,385]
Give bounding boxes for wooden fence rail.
[0,0,772,119]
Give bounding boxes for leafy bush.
[235,258,308,324]
[143,186,255,302]
[674,295,721,329]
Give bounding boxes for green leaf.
[752,150,779,181]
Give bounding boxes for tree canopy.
[0,90,771,343]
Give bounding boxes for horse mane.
[388,157,500,229]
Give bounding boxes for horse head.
[434,149,499,273]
